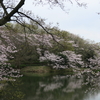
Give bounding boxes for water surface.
[0,73,100,100]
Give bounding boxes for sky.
[22,0,100,43]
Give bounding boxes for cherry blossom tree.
[0,27,22,81]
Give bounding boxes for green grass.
[21,66,52,77]
[21,66,74,77]
[16,66,100,77]
[21,66,51,73]
[21,66,74,73]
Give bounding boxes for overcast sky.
[22,0,100,43]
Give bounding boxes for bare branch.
[17,11,65,47]
[0,0,8,16]
[0,0,25,26]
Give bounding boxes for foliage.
[1,23,100,71]
[21,66,51,73]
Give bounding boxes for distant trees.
[0,23,100,69]
[1,0,100,71]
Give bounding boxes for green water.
[0,74,100,100]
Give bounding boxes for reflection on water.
[0,80,24,100]
[1,73,100,100]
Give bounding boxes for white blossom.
[39,51,64,63]
[61,51,84,67]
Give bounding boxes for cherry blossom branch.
[0,0,25,26]
[17,11,65,48]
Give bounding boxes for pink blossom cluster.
[61,51,84,67]
[39,51,64,62]
[0,65,22,81]
[0,31,17,65]
[88,55,100,69]
[38,50,84,69]
[33,34,53,47]
[86,44,100,68]
[27,33,65,48]
[1,27,100,71]
[0,29,22,80]
[34,34,100,69]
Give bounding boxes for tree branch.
[17,11,65,48]
[0,0,25,26]
[0,0,8,16]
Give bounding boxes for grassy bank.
[21,66,100,74]
[21,66,74,76]
[21,66,51,73]
[20,66,100,77]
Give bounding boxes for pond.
[0,73,100,100]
